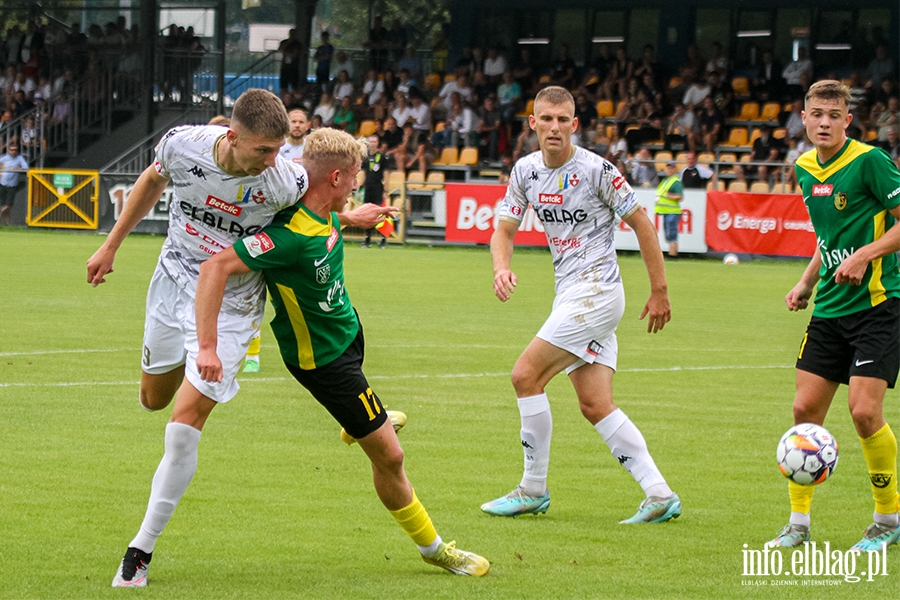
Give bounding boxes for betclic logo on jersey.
[206,195,242,216]
[243,233,275,257]
[812,184,833,197]
[539,193,564,204]
[326,227,339,251]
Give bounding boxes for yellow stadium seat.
[434,121,446,132]
[434,147,458,165]
[675,152,689,170]
[596,100,614,118]
[654,151,673,172]
[424,73,441,92]
[771,182,794,194]
[760,102,781,121]
[424,170,445,190]
[727,180,748,192]
[717,152,738,173]
[457,147,479,166]
[749,128,763,144]
[517,99,535,117]
[738,102,759,121]
[706,179,726,191]
[387,170,405,193]
[357,120,377,137]
[406,171,426,190]
[773,128,787,139]
[750,181,770,193]
[732,77,750,97]
[668,76,683,89]
[697,152,715,165]
[721,127,749,148]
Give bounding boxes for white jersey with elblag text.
[499,147,640,293]
[153,125,308,314]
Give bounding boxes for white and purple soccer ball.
[776,423,839,486]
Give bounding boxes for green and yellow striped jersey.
[234,203,358,369]
[795,138,900,318]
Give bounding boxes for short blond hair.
[534,86,575,113]
[805,80,851,110]
[231,88,290,139]
[303,127,366,173]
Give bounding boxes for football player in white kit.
[481,86,682,524]
[87,89,395,587]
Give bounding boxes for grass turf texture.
[1,228,898,599]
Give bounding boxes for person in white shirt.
[313,92,336,126]
[482,86,680,524]
[407,89,432,134]
[483,47,507,84]
[782,47,813,86]
[391,91,413,127]
[361,69,385,107]
[279,108,308,164]
[439,73,473,111]
[332,70,354,102]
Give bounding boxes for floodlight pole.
[295,0,319,83]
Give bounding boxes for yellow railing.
[27,169,100,229]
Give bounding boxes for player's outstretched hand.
[87,244,116,287]
[639,290,671,333]
[493,269,518,302]
[196,348,223,383]
[785,281,813,311]
[344,203,401,229]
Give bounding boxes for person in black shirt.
[679,152,714,189]
[362,135,388,248]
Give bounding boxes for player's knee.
[510,366,537,395]
[139,388,171,412]
[849,403,881,432]
[374,445,405,474]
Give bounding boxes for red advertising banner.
[445,183,547,245]
[705,191,816,257]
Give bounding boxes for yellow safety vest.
[655,175,682,215]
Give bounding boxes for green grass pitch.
[1,228,898,599]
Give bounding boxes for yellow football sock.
[247,334,261,356]
[389,490,438,547]
[860,423,900,515]
[789,480,815,515]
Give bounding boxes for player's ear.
[330,168,341,187]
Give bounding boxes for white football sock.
[595,409,672,498]
[790,511,811,528]
[130,422,202,553]
[517,393,552,497]
[874,511,899,527]
[417,535,444,557]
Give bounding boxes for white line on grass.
[0,348,135,357]
[0,364,792,389]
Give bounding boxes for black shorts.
[796,297,900,388]
[284,319,388,439]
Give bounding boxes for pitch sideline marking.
[0,364,793,388]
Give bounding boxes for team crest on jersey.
[185,223,199,236]
[558,173,579,190]
[509,204,522,216]
[586,340,602,357]
[252,190,266,204]
[243,233,275,257]
[206,195,242,216]
[236,185,253,204]
[834,192,847,211]
[812,184,833,196]
[539,193,564,204]
[316,264,331,284]
[326,227,339,251]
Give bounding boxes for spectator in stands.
[277,28,303,94]
[871,78,897,108]
[640,72,666,113]
[439,73,472,112]
[608,125,628,165]
[483,47,507,85]
[665,102,697,153]
[550,43,577,90]
[680,152,713,189]
[736,124,784,185]
[20,115,37,156]
[332,95,357,135]
[682,74,711,111]
[784,99,805,140]
[497,70,522,124]
[314,31,334,91]
[12,89,33,117]
[309,114,324,131]
[629,147,658,188]
[331,51,354,83]
[332,69,354,102]
[787,70,813,103]
[874,96,899,142]
[386,19,407,67]
[407,88,432,135]
[609,46,635,100]
[705,42,728,78]
[450,96,478,150]
[477,95,502,161]
[574,93,598,134]
[633,44,660,88]
[380,117,404,165]
[626,100,664,153]
[512,124,539,162]
[707,70,733,117]
[313,92,336,126]
[654,161,684,258]
[368,15,389,72]
[590,123,610,158]
[511,47,536,96]
[782,46,813,98]
[362,69,385,108]
[685,44,705,78]
[752,49,784,102]
[471,70,493,107]
[398,45,423,85]
[396,121,432,177]
[391,91,413,127]
[382,69,397,100]
[881,127,900,162]
[867,44,894,88]
[396,69,413,97]
[697,96,724,154]
[498,152,513,184]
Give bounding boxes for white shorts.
[143,267,262,403]
[536,281,625,374]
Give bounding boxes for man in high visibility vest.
[654,161,684,258]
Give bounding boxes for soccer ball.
[723,253,740,265]
[776,423,839,486]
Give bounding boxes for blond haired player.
[482,86,681,523]
[194,128,489,576]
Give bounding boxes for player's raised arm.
[195,247,253,382]
[338,203,399,228]
[624,207,671,333]
[87,165,169,287]
[490,218,519,302]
